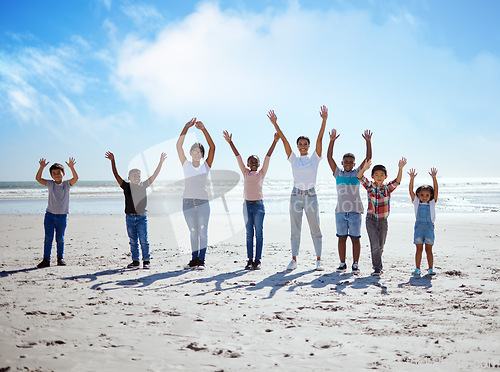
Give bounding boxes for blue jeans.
[183,198,210,260]
[289,187,322,257]
[243,200,265,261]
[126,213,150,261]
[43,212,67,260]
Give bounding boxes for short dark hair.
[247,155,260,163]
[190,142,205,157]
[128,168,141,177]
[371,164,387,176]
[49,163,64,175]
[343,153,355,161]
[416,185,435,201]
[296,136,310,145]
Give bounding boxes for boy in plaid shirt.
[357,158,407,276]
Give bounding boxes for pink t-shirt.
[236,155,270,201]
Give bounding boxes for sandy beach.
[0,212,499,371]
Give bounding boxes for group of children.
[36,107,438,277]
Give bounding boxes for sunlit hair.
[371,164,387,176]
[343,153,355,161]
[190,142,205,157]
[416,185,435,201]
[49,163,64,175]
[247,155,260,163]
[296,136,310,145]
[128,168,141,177]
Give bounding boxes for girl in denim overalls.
[408,168,439,276]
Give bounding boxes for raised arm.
[196,121,215,168]
[357,159,371,180]
[360,130,373,168]
[267,110,292,158]
[223,130,240,157]
[105,152,124,186]
[36,158,49,186]
[396,157,407,184]
[266,132,280,157]
[223,130,246,174]
[66,157,79,186]
[177,118,196,165]
[316,105,328,157]
[147,152,167,186]
[408,168,417,202]
[430,167,438,202]
[326,128,340,173]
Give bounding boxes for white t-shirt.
[413,198,436,224]
[288,151,321,190]
[183,160,210,200]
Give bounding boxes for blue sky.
[1,0,499,182]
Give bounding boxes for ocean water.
[0,178,499,215]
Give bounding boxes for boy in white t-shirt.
[408,168,439,276]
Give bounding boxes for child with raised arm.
[408,168,438,276]
[268,106,328,271]
[327,128,372,274]
[177,118,216,270]
[357,158,407,276]
[105,151,167,269]
[223,130,280,270]
[35,157,78,268]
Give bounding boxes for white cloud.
[121,3,163,27]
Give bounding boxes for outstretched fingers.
[223,130,232,143]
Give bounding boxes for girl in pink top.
[223,130,280,270]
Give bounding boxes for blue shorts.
[413,222,435,245]
[335,212,361,238]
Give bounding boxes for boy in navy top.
[105,151,166,269]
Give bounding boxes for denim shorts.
[414,222,435,245]
[335,212,361,238]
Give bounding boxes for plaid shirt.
[359,176,400,220]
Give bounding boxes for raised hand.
[408,168,417,179]
[274,132,280,142]
[329,129,340,141]
[319,105,328,120]
[185,118,196,128]
[66,157,76,168]
[267,110,277,125]
[399,157,407,169]
[39,158,49,168]
[362,130,373,141]
[429,168,438,178]
[223,130,232,143]
[195,121,205,130]
[159,152,167,163]
[104,151,114,161]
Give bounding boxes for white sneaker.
[286,259,297,270]
[315,260,324,271]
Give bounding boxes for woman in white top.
[268,106,328,271]
[176,118,215,270]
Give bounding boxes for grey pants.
[365,215,388,271]
[289,187,322,257]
